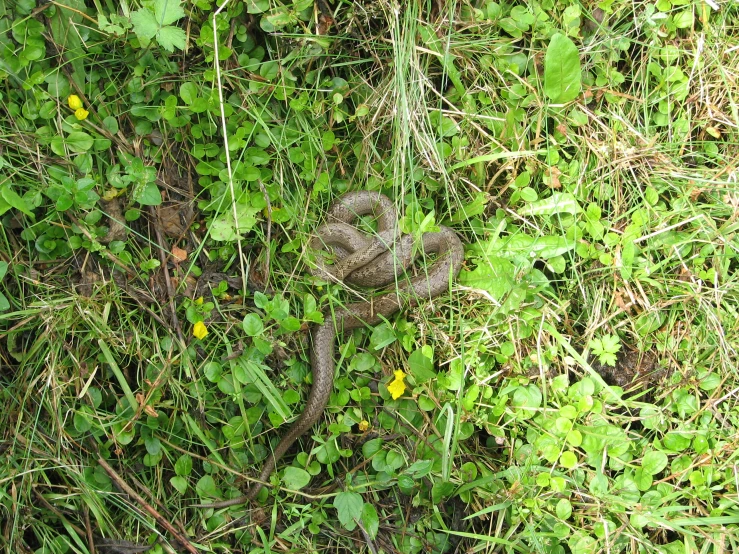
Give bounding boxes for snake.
[198,191,463,508]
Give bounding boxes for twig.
[149,206,185,345]
[97,457,199,554]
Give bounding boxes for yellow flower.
[194,296,204,305]
[387,369,407,400]
[193,321,208,340]
[358,420,370,432]
[68,95,83,110]
[74,108,89,120]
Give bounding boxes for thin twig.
[97,457,199,554]
[149,206,185,345]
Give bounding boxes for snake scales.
[202,191,463,507]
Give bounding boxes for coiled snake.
[201,191,463,507]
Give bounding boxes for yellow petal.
[358,420,370,432]
[68,95,83,110]
[74,108,89,120]
[387,370,407,400]
[193,321,208,340]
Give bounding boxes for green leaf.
[519,192,581,216]
[560,451,578,469]
[195,475,218,499]
[1,185,35,219]
[370,323,396,350]
[282,467,311,490]
[175,454,193,476]
[154,0,185,26]
[135,182,162,206]
[0,292,11,312]
[203,362,222,382]
[408,348,436,383]
[556,498,573,519]
[642,450,668,475]
[66,132,94,153]
[544,34,582,103]
[673,10,693,29]
[334,491,363,529]
[260,60,280,81]
[49,0,86,89]
[180,82,198,105]
[246,0,270,13]
[209,202,260,241]
[157,26,186,52]
[361,503,379,539]
[0,262,7,280]
[243,313,264,336]
[130,9,158,40]
[170,475,188,494]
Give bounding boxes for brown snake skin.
[197,192,463,507]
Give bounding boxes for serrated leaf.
[130,9,158,40]
[154,0,186,26]
[334,492,363,528]
[544,34,582,103]
[157,25,186,52]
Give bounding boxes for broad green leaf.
[673,10,693,29]
[1,185,35,218]
[242,313,264,336]
[0,292,11,312]
[135,182,162,206]
[180,82,197,105]
[642,450,668,475]
[175,454,193,476]
[170,476,187,494]
[408,348,435,383]
[519,192,582,216]
[544,34,582,103]
[282,467,311,490]
[66,132,94,153]
[246,0,269,13]
[130,9,158,40]
[49,0,86,89]
[157,26,186,52]
[195,475,217,499]
[458,256,515,299]
[154,0,185,26]
[334,491,363,529]
[361,503,379,539]
[0,262,7,280]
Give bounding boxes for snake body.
[203,192,463,507]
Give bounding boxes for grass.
[1,0,739,553]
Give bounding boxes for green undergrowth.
[1,0,739,553]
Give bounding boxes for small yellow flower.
[193,321,208,340]
[68,95,83,110]
[194,296,204,305]
[74,108,89,121]
[387,369,407,400]
[358,420,370,432]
